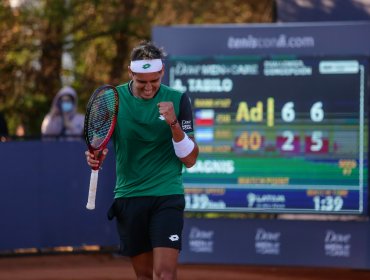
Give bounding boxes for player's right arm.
[85,149,109,169]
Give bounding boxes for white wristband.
[172,133,195,158]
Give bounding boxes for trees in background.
[0,0,275,135]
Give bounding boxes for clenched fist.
[157,102,177,125]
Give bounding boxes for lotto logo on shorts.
[169,234,179,242]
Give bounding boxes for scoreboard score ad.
[168,56,369,215]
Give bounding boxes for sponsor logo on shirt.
[182,120,192,131]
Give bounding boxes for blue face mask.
[61,101,73,112]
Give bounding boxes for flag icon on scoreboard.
[195,109,215,126]
[195,128,214,142]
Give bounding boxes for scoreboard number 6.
[310,102,324,122]
[281,102,295,122]
[281,101,324,122]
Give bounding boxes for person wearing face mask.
[41,86,84,140]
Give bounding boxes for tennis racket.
[84,85,119,210]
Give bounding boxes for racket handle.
[86,169,99,210]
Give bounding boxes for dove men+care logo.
[255,228,281,255]
[188,227,214,253]
[324,230,351,257]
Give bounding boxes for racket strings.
[87,89,117,149]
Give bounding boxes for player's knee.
[136,272,152,280]
[135,267,153,280]
[153,267,176,280]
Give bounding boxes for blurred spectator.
[41,86,84,140]
[0,112,8,142]
[16,123,25,137]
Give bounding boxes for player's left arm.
[158,93,199,168]
[171,93,198,168]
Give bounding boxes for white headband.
[130,59,163,73]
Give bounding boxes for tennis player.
[85,41,199,280]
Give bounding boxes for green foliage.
[0,0,274,136]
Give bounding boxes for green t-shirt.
[113,83,184,198]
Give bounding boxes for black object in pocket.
[107,200,116,220]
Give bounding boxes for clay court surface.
[0,253,370,280]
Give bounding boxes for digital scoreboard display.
[167,56,369,215]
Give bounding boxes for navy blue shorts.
[108,195,185,257]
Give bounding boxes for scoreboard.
[167,55,369,214]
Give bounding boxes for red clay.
[0,253,369,280]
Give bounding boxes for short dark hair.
[130,41,166,61]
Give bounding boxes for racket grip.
[86,169,99,210]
